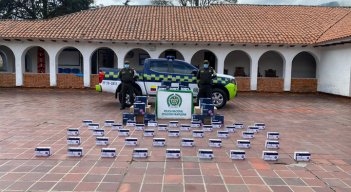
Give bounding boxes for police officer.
[118,61,138,110]
[196,60,217,103]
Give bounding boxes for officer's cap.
[124,60,130,64]
[203,60,209,64]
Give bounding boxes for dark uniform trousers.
[198,84,212,100]
[119,68,136,107]
[196,68,215,103]
[120,82,134,107]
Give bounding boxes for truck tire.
[118,86,142,108]
[212,88,227,109]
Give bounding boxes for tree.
[0,0,16,19]
[151,0,173,6]
[123,0,131,6]
[0,0,93,20]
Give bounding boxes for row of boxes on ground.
[71,122,276,139]
[35,147,311,161]
[67,134,280,149]
[122,113,225,126]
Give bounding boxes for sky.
[94,0,351,6]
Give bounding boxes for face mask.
[204,64,209,69]
[124,64,129,68]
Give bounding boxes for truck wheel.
[212,88,227,109]
[118,87,141,107]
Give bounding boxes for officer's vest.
[120,68,134,83]
[199,69,213,85]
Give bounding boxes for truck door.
[144,60,171,95]
[170,60,199,96]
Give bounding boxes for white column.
[117,51,127,69]
[250,56,259,91]
[82,52,91,87]
[49,51,57,86]
[216,55,225,74]
[283,56,294,91]
[14,51,23,86]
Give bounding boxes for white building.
[0,5,350,97]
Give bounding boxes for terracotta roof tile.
[0,5,351,44]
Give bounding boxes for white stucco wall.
[318,45,351,97]
[0,40,322,91]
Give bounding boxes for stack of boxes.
[123,96,156,126]
[192,98,224,126]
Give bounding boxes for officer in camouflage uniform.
[118,61,138,110]
[196,60,217,103]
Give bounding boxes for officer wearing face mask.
[118,61,138,110]
[196,60,217,103]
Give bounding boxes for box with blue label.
[135,96,148,106]
[123,113,135,125]
[134,103,146,115]
[179,81,189,87]
[212,115,224,124]
[179,85,191,91]
[144,114,156,124]
[201,104,215,116]
[161,81,172,88]
[199,98,213,107]
[192,114,204,122]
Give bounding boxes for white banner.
[156,90,193,119]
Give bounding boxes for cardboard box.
[35,147,51,157]
[134,103,146,115]
[135,96,148,106]
[135,115,144,124]
[230,150,246,160]
[199,98,213,107]
[130,105,152,114]
[122,113,135,125]
[194,106,217,115]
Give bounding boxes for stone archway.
[0,45,16,87]
[257,51,285,92]
[224,50,251,91]
[291,51,317,92]
[124,48,150,71]
[191,50,217,70]
[159,49,184,60]
[56,47,84,88]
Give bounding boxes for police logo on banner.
[167,94,182,108]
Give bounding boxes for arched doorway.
[224,50,251,91]
[0,45,16,87]
[159,49,184,60]
[23,46,49,73]
[0,45,15,72]
[292,52,316,78]
[191,50,217,70]
[56,47,84,88]
[22,46,50,87]
[291,51,317,92]
[224,50,251,76]
[257,51,285,92]
[91,48,117,74]
[124,48,150,70]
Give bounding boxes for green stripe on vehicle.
[225,83,237,100]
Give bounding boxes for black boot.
[120,105,125,110]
